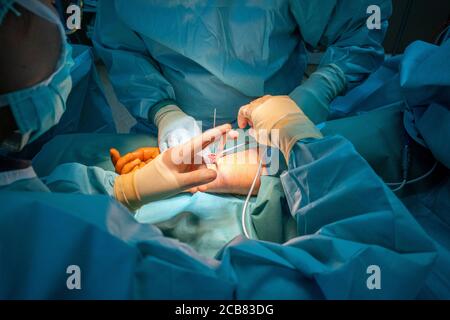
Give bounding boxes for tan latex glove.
[114,124,234,210]
[237,95,323,161]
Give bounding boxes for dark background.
[384,0,450,53]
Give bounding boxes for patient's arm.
[110,146,263,196]
[191,148,263,195]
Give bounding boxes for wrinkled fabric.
[328,39,450,299]
[136,193,244,259]
[416,103,450,169]
[330,40,450,117]
[330,40,450,169]
[93,0,390,131]
[31,133,287,258]
[321,104,438,184]
[402,178,450,299]
[0,133,438,299]
[249,176,296,243]
[136,176,293,258]
[290,64,346,124]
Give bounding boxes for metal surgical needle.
[216,142,249,158]
[213,108,217,153]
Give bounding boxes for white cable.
[241,154,264,239]
[434,26,450,44]
[386,161,438,191]
[390,179,406,192]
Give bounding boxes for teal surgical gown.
[0,133,437,299]
[328,38,450,299]
[93,0,391,131]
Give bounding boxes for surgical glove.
[114,124,233,210]
[110,147,160,174]
[289,64,346,124]
[155,105,202,152]
[238,95,323,161]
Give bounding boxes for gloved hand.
[114,124,234,210]
[289,64,346,124]
[238,95,323,161]
[155,105,202,152]
[110,147,160,175]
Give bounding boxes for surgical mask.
[0,0,74,153]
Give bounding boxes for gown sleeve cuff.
[148,99,178,126]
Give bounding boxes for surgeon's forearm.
[289,64,346,124]
[283,135,406,234]
[113,157,181,211]
[316,0,391,90]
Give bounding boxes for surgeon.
[0,1,439,300]
[0,0,233,209]
[93,0,392,152]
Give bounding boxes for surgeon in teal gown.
[328,36,450,299]
[93,0,392,150]
[0,0,446,299]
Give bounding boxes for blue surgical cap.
[0,0,20,25]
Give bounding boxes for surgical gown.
[0,133,437,299]
[328,38,450,299]
[93,0,391,131]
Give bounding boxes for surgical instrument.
[215,142,250,158]
[212,108,217,153]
